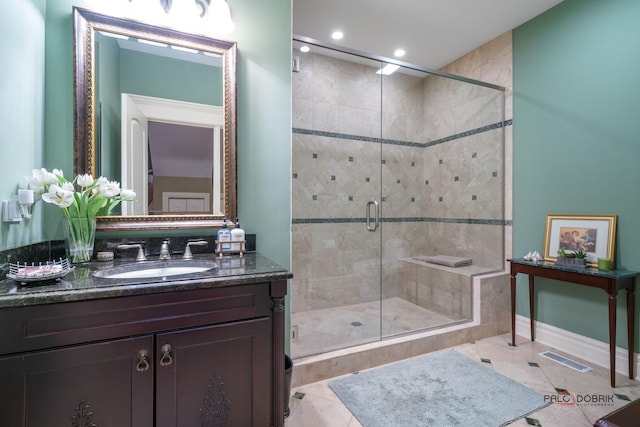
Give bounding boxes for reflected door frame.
[121,94,223,215]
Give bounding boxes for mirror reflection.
[74,7,237,230]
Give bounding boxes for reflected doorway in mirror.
[121,94,223,216]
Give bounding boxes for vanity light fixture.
[163,0,202,27]
[90,0,234,35]
[207,0,235,34]
[162,0,235,35]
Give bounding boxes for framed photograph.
[543,214,617,267]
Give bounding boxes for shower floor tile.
[291,297,456,358]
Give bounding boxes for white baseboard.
[515,315,638,378]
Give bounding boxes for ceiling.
[292,0,564,70]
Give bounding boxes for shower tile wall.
[292,46,505,317]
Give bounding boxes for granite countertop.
[508,257,640,279]
[0,252,292,308]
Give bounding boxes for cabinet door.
[0,335,154,427]
[156,318,270,427]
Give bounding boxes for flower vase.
[64,217,96,263]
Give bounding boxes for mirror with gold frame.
[73,7,237,231]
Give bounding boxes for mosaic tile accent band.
[292,120,513,226]
[293,119,512,149]
[292,217,512,225]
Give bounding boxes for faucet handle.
[117,242,147,262]
[182,240,209,259]
[183,240,208,260]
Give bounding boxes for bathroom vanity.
[0,253,291,427]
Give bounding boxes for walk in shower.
[291,37,506,359]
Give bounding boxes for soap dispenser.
[216,218,232,252]
[231,217,246,252]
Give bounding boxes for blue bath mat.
[329,349,549,427]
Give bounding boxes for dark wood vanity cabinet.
[156,318,271,426]
[0,279,288,427]
[0,335,155,426]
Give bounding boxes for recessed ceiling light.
[300,45,310,53]
[331,31,344,40]
[376,64,400,75]
[394,49,406,58]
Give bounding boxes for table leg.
[529,275,535,342]
[609,292,617,388]
[628,282,635,380]
[511,273,516,346]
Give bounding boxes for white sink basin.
[93,261,218,280]
[102,266,212,279]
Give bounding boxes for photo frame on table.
[543,214,617,267]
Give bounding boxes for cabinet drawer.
[0,283,271,356]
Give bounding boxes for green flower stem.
[65,215,96,263]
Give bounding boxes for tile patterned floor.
[285,333,640,426]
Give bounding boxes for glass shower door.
[291,39,506,357]
[379,64,505,338]
[290,41,384,357]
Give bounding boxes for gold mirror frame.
[73,7,237,231]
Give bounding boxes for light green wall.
[232,0,292,269]
[119,49,222,105]
[513,0,640,350]
[0,0,46,249]
[96,33,121,180]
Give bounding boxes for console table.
[508,258,640,388]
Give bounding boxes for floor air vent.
[539,351,592,373]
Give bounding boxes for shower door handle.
[366,200,380,232]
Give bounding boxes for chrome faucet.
[117,242,147,262]
[183,240,208,260]
[159,239,171,260]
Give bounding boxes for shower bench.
[401,257,497,277]
[399,257,499,322]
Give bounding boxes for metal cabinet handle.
[136,349,150,372]
[160,344,173,366]
[366,200,380,232]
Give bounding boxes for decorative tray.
[8,258,74,284]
